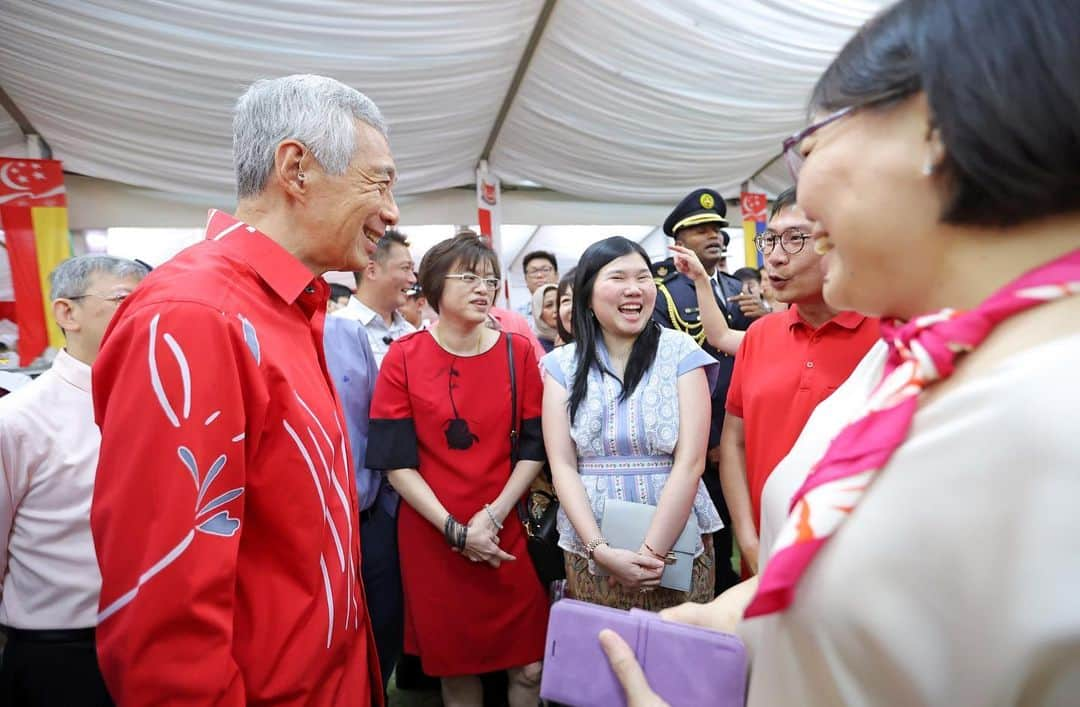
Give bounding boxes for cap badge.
[699,193,715,209]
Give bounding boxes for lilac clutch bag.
[539,599,747,707]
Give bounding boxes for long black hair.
[568,237,660,423]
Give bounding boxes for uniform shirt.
[745,334,1080,706]
[726,306,879,529]
[333,295,416,368]
[91,210,377,706]
[0,349,102,629]
[651,261,753,447]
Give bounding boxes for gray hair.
[233,74,387,199]
[49,255,150,301]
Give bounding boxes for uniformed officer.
[651,187,755,594]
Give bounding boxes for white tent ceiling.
[0,0,889,216]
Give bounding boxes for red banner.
[0,157,71,364]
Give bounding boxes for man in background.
[0,255,148,706]
[335,229,416,366]
[721,187,879,573]
[651,188,756,594]
[516,250,558,325]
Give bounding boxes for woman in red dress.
[367,234,548,706]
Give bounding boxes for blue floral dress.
[541,328,723,563]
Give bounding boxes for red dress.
[368,330,549,676]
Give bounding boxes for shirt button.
[806,361,814,368]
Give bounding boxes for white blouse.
[743,334,1080,706]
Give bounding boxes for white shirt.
[332,295,415,368]
[744,334,1080,706]
[0,349,103,629]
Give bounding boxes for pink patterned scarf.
[744,248,1080,618]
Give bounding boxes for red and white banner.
[0,157,72,364]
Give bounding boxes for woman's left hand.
[463,508,510,567]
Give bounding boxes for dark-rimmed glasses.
[445,273,500,291]
[755,229,812,256]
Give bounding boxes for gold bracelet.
[585,537,608,559]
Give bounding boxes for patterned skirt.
[564,535,714,611]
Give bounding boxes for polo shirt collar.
[788,304,867,332]
[205,209,320,306]
[53,349,91,393]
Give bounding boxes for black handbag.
[505,333,566,585]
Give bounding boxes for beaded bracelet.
[482,503,504,531]
[585,536,608,559]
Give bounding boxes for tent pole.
[479,0,559,162]
[0,84,51,159]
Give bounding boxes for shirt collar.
[787,304,867,332]
[52,349,91,393]
[341,296,380,326]
[205,209,320,306]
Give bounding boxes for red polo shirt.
[92,210,378,706]
[726,305,880,530]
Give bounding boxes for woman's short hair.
[418,232,500,314]
[810,0,1080,227]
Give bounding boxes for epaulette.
[655,280,706,346]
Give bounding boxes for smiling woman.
[541,236,723,613]
[366,233,550,706]
[597,2,1080,706]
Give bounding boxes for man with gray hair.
[90,75,398,706]
[0,255,147,706]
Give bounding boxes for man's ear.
[52,298,79,334]
[273,140,308,198]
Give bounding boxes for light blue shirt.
[323,314,393,514]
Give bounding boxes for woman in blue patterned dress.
[541,237,722,610]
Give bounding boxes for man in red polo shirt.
[720,187,879,574]
[90,75,398,706]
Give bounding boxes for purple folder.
[539,599,747,707]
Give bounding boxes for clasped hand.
[455,508,515,568]
[592,545,664,590]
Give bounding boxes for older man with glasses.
[0,255,148,707]
[718,186,879,577]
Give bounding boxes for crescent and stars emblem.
[0,162,34,192]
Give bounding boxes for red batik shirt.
[91,210,379,706]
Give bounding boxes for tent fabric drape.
[0,1,887,205]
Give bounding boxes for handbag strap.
[506,332,520,466]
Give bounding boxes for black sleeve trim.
[519,417,546,462]
[366,418,419,470]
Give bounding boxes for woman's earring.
[921,157,934,176]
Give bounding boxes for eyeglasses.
[525,265,555,277]
[782,90,911,181]
[781,106,855,182]
[69,292,131,304]
[445,273,500,291]
[755,229,812,255]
